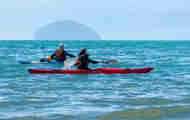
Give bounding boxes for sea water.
[0,40,190,120]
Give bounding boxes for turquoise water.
[1,40,190,120]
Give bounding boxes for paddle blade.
[105,59,118,63]
[18,60,31,64]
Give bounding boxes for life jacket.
[75,54,88,68]
[55,49,66,61]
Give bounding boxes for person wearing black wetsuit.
[40,44,75,62]
[75,48,103,69]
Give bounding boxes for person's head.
[79,48,86,55]
[59,44,64,50]
[56,48,62,56]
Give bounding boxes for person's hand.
[45,56,52,61]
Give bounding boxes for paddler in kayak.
[75,48,105,70]
[40,44,75,62]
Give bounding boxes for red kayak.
[28,67,153,74]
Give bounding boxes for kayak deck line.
[28,67,154,74]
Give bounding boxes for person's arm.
[74,56,80,66]
[88,58,100,64]
[88,56,107,64]
[87,55,100,64]
[65,51,75,57]
[40,52,56,62]
[50,52,56,59]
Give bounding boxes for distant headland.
[34,20,101,40]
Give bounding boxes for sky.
[0,0,189,40]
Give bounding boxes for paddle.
[102,59,118,63]
[64,59,118,68]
